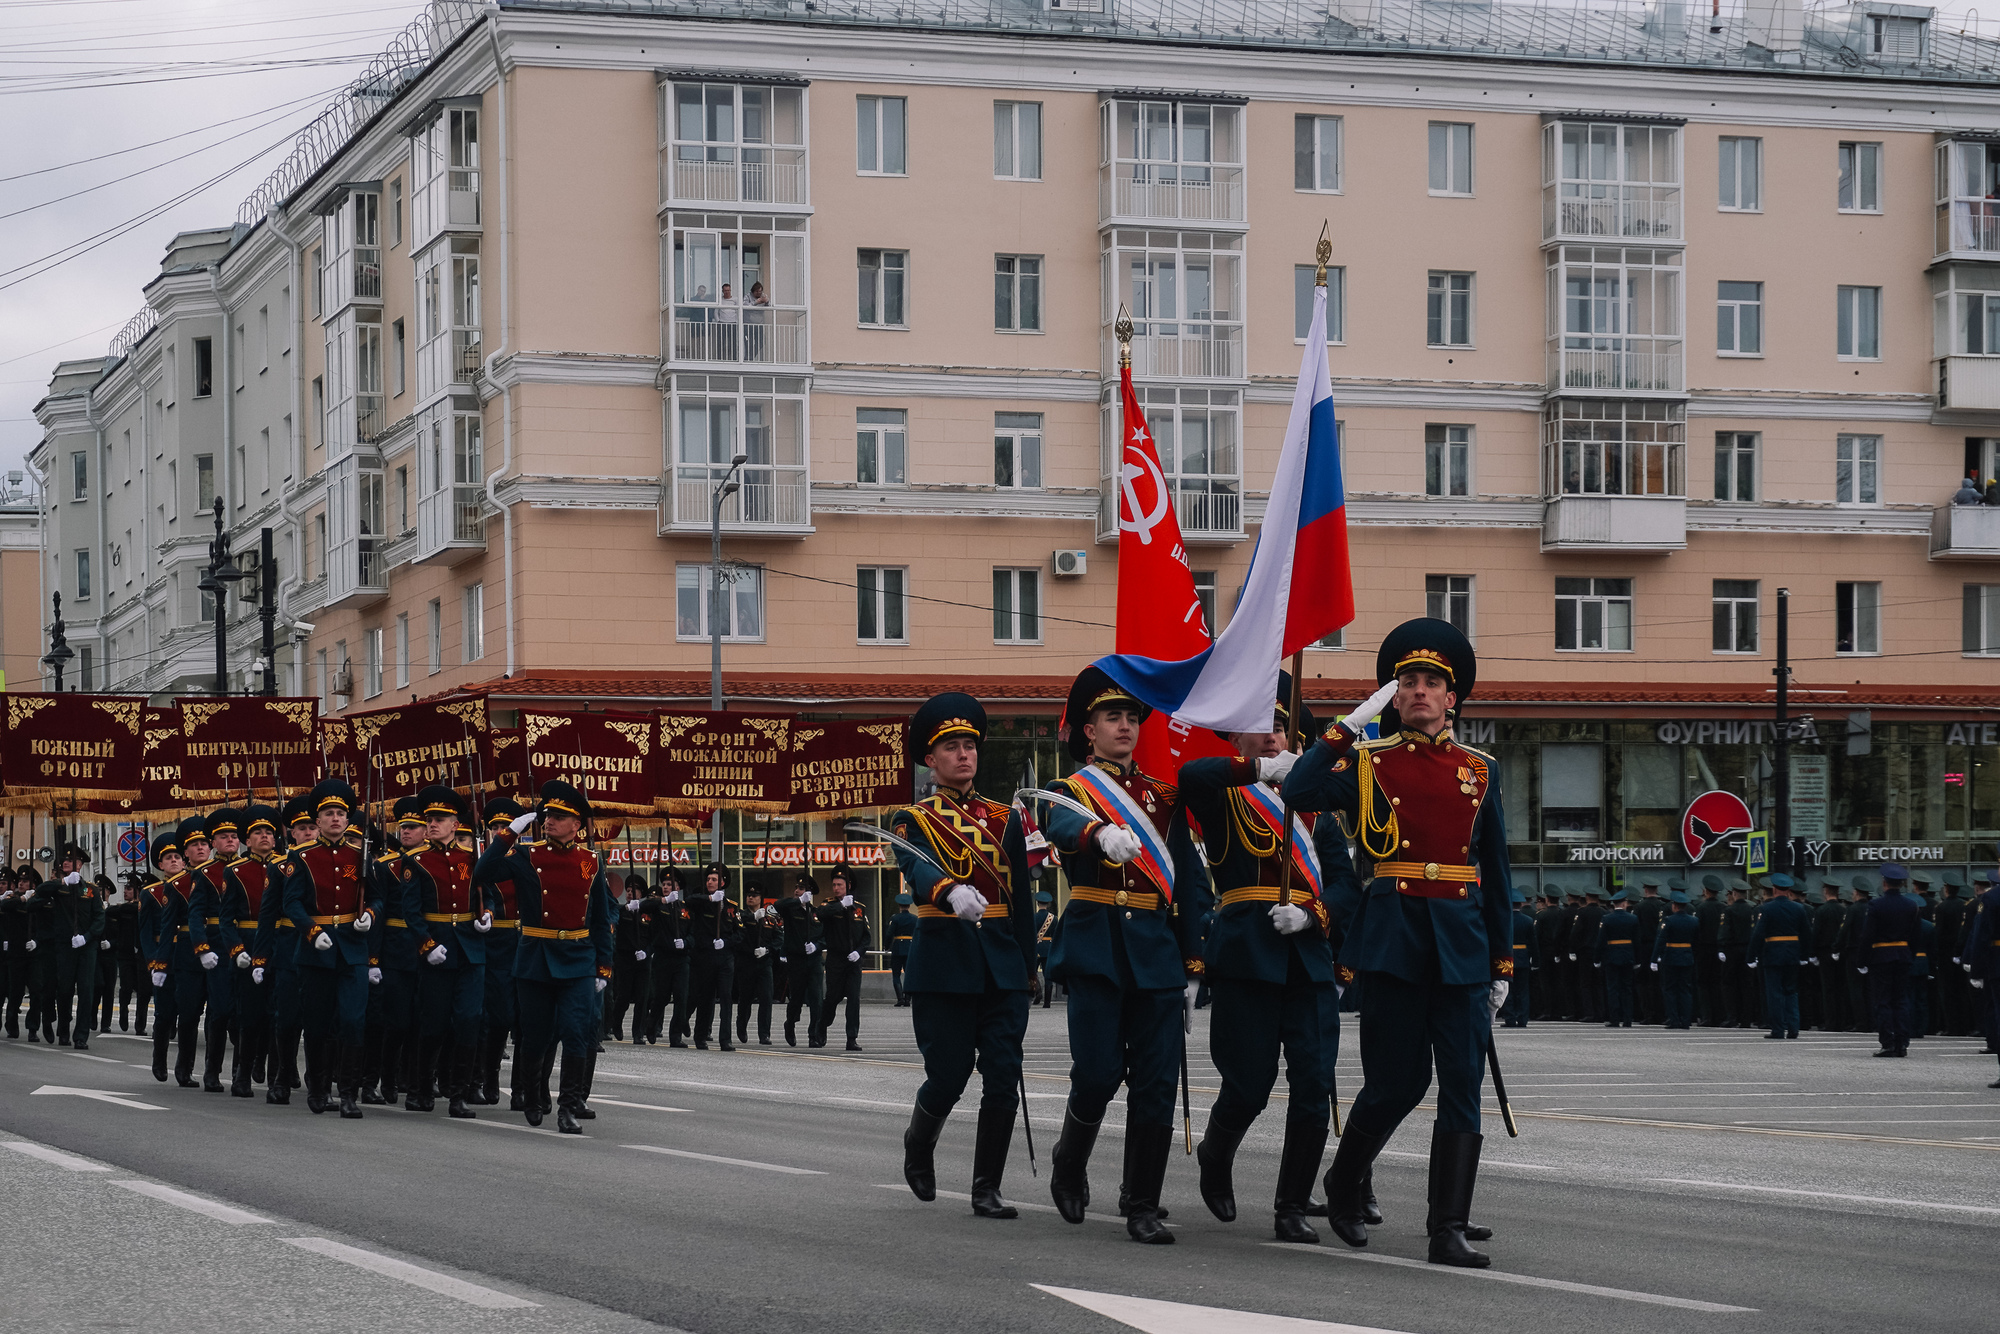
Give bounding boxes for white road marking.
[4,1141,108,1171]
[111,1180,271,1225]
[281,1237,539,1309]
[1273,1246,1757,1312]
[64,1052,125,1063]
[1376,1150,1556,1170]
[1738,1119,2000,1126]
[626,1145,825,1175]
[1655,1179,2000,1214]
[877,1185,1171,1227]
[454,1118,586,1138]
[589,1097,692,1113]
[30,1084,164,1110]
[1035,1284,1416,1333]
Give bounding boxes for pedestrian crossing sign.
[1745,830,1769,875]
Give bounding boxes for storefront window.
[1616,739,1681,841]
[1541,742,1603,840]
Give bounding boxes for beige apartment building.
[28,0,2000,898]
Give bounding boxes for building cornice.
[483,350,662,393]
[1687,389,1937,423]
[813,364,1100,403]
[811,482,1099,520]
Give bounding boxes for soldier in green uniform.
[1747,873,1807,1039]
[887,892,916,1007]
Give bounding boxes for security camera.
[291,620,316,637]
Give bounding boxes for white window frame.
[1427,271,1474,347]
[676,563,765,643]
[1425,424,1472,497]
[858,249,908,328]
[1717,280,1763,357]
[1294,114,1342,193]
[1293,264,1347,344]
[856,95,907,176]
[463,582,485,663]
[856,566,908,645]
[1718,136,1762,212]
[1555,577,1634,652]
[994,412,1043,490]
[427,598,442,675]
[70,451,86,501]
[1965,584,2000,656]
[1839,141,1882,214]
[1837,285,1882,360]
[995,254,1042,333]
[1838,581,1881,656]
[993,101,1042,181]
[1426,574,1474,639]
[1714,432,1758,503]
[394,613,409,689]
[1192,569,1217,640]
[364,627,384,699]
[1711,579,1759,654]
[74,549,91,602]
[1428,122,1474,197]
[856,408,907,487]
[992,567,1042,645]
[1836,433,1881,505]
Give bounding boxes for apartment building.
[28,0,2000,896]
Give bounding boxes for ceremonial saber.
[1015,787,1101,826]
[1180,1032,1194,1154]
[1019,1069,1037,1177]
[1487,1034,1519,1138]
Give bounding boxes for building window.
[857,566,908,643]
[364,627,384,699]
[1712,579,1759,653]
[993,568,1041,644]
[1426,574,1472,637]
[1314,626,1345,651]
[388,177,403,246]
[856,408,907,486]
[1836,285,1881,359]
[74,549,91,601]
[1293,264,1346,342]
[995,255,1042,332]
[1543,399,1686,497]
[394,613,409,689]
[1294,114,1342,192]
[1838,142,1881,213]
[1428,122,1473,196]
[463,583,485,663]
[1192,570,1217,639]
[1425,425,1471,497]
[1966,585,2000,655]
[78,644,92,691]
[994,412,1043,489]
[1873,14,1926,57]
[1718,137,1762,211]
[310,377,323,449]
[69,451,87,501]
[392,319,406,395]
[1836,433,1881,504]
[1714,432,1757,502]
[1838,582,1881,655]
[1426,271,1473,346]
[1717,281,1762,355]
[194,454,215,512]
[993,101,1041,180]
[1114,384,1242,537]
[193,337,213,397]
[1555,577,1633,652]
[427,598,442,674]
[858,249,907,327]
[676,564,764,642]
[857,95,906,175]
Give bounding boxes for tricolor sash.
[1239,781,1323,899]
[1064,765,1175,902]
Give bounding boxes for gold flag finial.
[1315,222,1332,287]
[1114,304,1134,370]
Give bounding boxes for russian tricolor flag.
[1093,279,1354,735]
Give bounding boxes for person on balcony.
[1955,474,1984,505]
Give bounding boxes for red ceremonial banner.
[784,717,908,819]
[488,728,526,805]
[0,693,145,809]
[654,711,791,815]
[129,705,193,821]
[318,697,492,800]
[176,697,320,804]
[519,708,661,815]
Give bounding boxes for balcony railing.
[1109,329,1243,381]
[355,247,382,301]
[356,393,386,443]
[1549,340,1683,395]
[668,467,810,532]
[1100,165,1244,223]
[1542,495,1687,552]
[416,483,485,564]
[1932,504,2000,560]
[667,152,808,207]
[1174,487,1242,538]
[670,310,807,365]
[1938,202,2000,256]
[448,171,480,227]
[1544,186,1682,243]
[1938,355,2000,410]
[453,331,480,384]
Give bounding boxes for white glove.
[150,969,165,987]
[1962,962,1970,973]
[23,939,35,952]
[1748,960,1759,970]
[368,966,383,985]
[252,966,264,984]
[313,931,334,951]
[353,910,373,934]
[1341,680,1400,735]
[1832,953,1840,962]
[1718,952,1726,962]
[847,950,861,963]
[1488,981,1509,1017]
[70,933,86,949]
[665,890,681,903]
[595,978,608,994]
[674,938,685,950]
[100,939,110,951]
[235,951,252,970]
[1268,903,1310,935]
[1183,981,1199,1034]
[946,885,986,922]
[710,889,725,903]
[21,888,33,900]
[473,912,492,934]
[200,951,218,970]
[798,891,813,906]
[63,872,82,886]
[634,949,647,962]
[804,941,817,955]
[1593,962,1601,970]
[1649,962,1659,972]
[509,812,536,835]
[712,938,725,950]
[1096,826,1143,865]
[754,906,768,920]
[1974,977,1987,990]
[841,894,855,909]
[1857,966,1868,976]
[754,946,767,959]
[1568,953,1576,961]
[426,944,448,965]
[1256,750,1298,784]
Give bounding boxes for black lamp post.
[199,496,247,695]
[41,591,72,691]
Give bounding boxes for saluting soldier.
[611,874,658,1044]
[818,864,868,1052]
[284,779,381,1118]
[401,786,491,1119]
[890,693,1036,1220]
[474,780,614,1133]
[139,830,184,1080]
[472,797,524,1104]
[778,872,826,1046]
[1040,667,1209,1246]
[1748,873,1808,1040]
[41,844,105,1051]
[1650,890,1699,1029]
[735,885,778,1046]
[887,891,917,1007]
[1179,672,1337,1245]
[1283,618,1515,1269]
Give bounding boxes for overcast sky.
[2,0,1996,488]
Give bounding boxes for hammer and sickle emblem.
[1118,433,1171,546]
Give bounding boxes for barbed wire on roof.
[107,305,156,360]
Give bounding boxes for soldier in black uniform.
[610,875,658,1043]
[1812,875,1848,1031]
[1721,880,1757,1028]
[1,869,31,1037]
[1633,876,1666,1024]
[887,892,917,1006]
[686,862,741,1050]
[1596,889,1639,1028]
[642,867,686,1045]
[818,864,868,1052]
[1694,875,1726,1025]
[1530,892,1559,1021]
[1836,877,1874,1032]
[778,872,826,1046]
[1033,891,1056,1006]
[735,883,779,1045]
[39,845,105,1050]
[1569,889,1606,1022]
[105,880,142,1032]
[1937,871,1974,1035]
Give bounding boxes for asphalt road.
[3,1002,1996,1334]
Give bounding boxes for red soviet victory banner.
[1108,358,1234,775]
[654,711,791,815]
[0,693,145,809]
[519,708,661,815]
[785,717,908,819]
[177,697,321,805]
[319,697,493,803]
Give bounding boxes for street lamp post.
[198,497,247,695]
[257,527,277,696]
[41,591,72,691]
[708,450,749,865]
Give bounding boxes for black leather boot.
[1196,1113,1248,1222]
[555,1057,584,1135]
[1363,1164,1385,1225]
[305,1038,330,1114]
[202,1021,228,1092]
[1425,1128,1489,1268]
[1322,1124,1390,1247]
[448,1043,477,1119]
[478,1028,504,1105]
[1049,1103,1101,1225]
[902,1099,946,1201]
[1122,1122,1175,1245]
[338,1042,365,1119]
[151,1028,170,1082]
[1273,1121,1328,1244]
[230,1031,256,1097]
[522,1043,544,1127]
[577,1046,597,1118]
[174,1013,200,1087]
[969,1104,1019,1219]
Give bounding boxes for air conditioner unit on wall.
[1053,550,1088,577]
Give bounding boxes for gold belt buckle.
[1423,862,1441,881]
[1113,889,1129,907]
